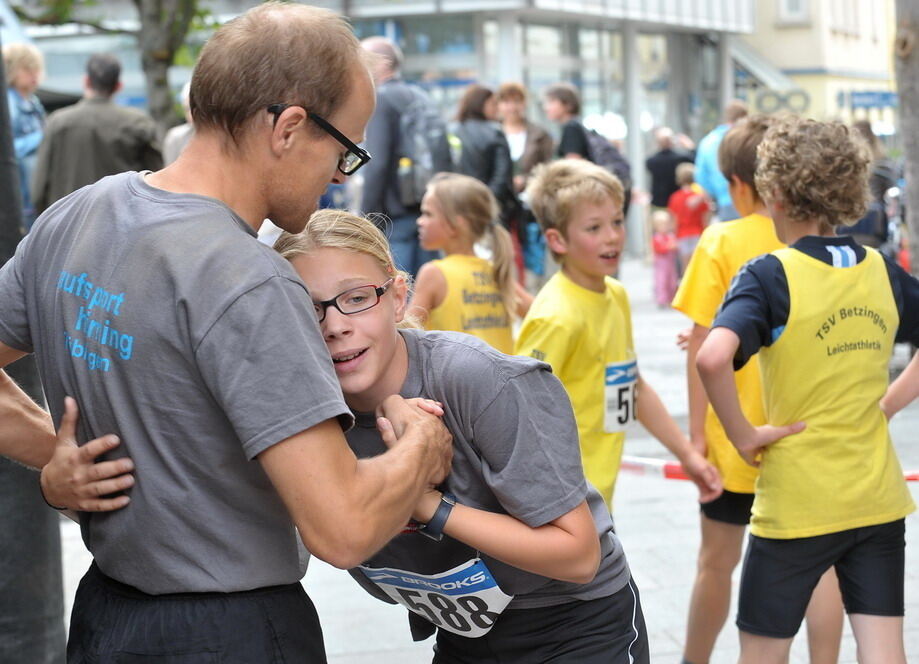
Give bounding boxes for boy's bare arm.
[696,327,804,466]
[686,323,711,456]
[881,352,919,420]
[635,375,722,503]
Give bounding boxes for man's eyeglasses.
[313,279,394,323]
[267,103,371,176]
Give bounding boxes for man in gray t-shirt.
[0,4,451,662]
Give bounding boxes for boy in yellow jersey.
[516,159,721,509]
[697,117,918,664]
[673,115,842,664]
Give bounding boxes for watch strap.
[417,492,456,541]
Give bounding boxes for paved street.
[60,255,919,663]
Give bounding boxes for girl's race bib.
[360,558,513,637]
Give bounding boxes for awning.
[731,39,796,91]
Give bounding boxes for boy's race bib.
[360,558,513,637]
[604,359,638,433]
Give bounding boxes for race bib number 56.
[604,359,638,433]
[360,558,513,637]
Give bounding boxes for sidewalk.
[60,256,919,662]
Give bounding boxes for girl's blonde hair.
[425,172,518,318]
[273,209,419,328]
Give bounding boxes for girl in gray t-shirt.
[273,209,649,664]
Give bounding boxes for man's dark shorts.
[67,562,326,663]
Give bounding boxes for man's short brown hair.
[525,159,623,262]
[718,114,774,201]
[190,2,364,144]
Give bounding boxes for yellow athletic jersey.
[424,254,514,354]
[515,271,636,508]
[672,213,783,493]
[752,247,915,539]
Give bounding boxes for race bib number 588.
[604,359,638,433]
[360,558,513,637]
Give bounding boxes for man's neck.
[144,134,268,232]
[83,89,112,101]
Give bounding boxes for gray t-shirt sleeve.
[0,233,34,352]
[472,367,588,527]
[194,275,352,459]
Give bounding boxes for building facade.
[741,0,897,130]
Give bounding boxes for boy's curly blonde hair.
[755,116,870,230]
[525,159,624,262]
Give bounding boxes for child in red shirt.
[668,162,712,275]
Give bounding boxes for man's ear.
[544,228,567,257]
[269,105,308,155]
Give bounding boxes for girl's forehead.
[292,248,389,286]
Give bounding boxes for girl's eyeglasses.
[313,279,394,322]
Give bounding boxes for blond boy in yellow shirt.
[515,159,721,510]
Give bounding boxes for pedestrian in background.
[650,209,678,307]
[451,84,518,229]
[667,162,711,275]
[162,80,194,165]
[694,99,747,222]
[837,119,899,250]
[542,82,590,160]
[410,173,524,353]
[496,81,554,287]
[496,82,554,195]
[31,53,162,214]
[645,127,694,211]
[3,42,46,231]
[360,36,450,278]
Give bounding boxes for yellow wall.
[742,0,896,120]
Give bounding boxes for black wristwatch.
[417,492,456,541]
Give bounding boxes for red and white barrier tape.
[621,455,918,482]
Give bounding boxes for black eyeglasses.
[313,279,394,323]
[267,103,372,176]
